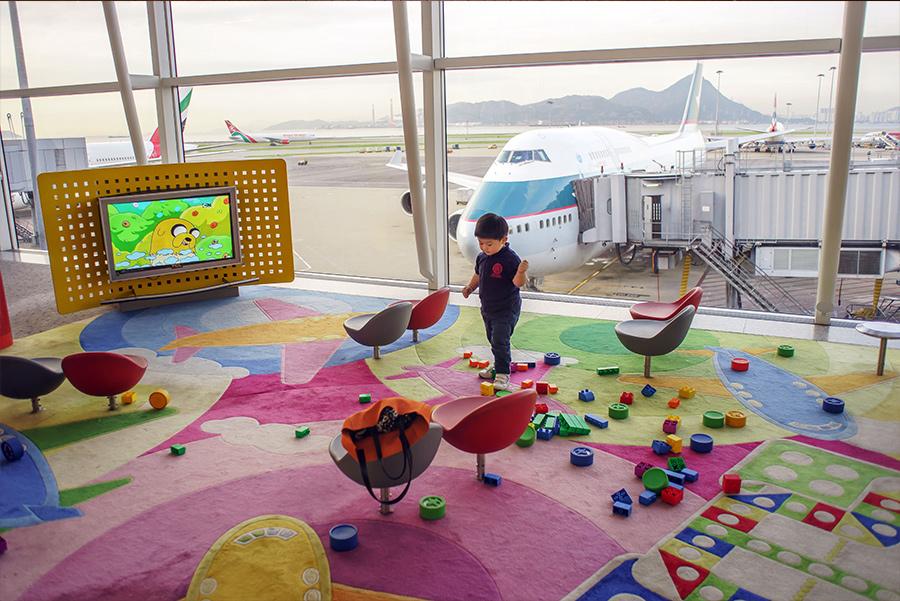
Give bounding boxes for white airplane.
[225,120,315,145]
[389,64,787,281]
[856,130,900,149]
[86,89,198,167]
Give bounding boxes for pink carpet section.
[20,464,625,601]
[255,297,321,321]
[282,339,345,385]
[580,440,760,500]
[145,359,397,455]
[789,435,900,471]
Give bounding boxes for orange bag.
[341,397,432,505]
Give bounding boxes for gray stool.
[343,301,413,359]
[0,356,66,413]
[329,422,443,514]
[615,306,696,377]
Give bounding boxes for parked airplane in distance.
[389,64,785,283]
[87,89,197,167]
[225,120,315,145]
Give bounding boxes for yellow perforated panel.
[37,159,294,314]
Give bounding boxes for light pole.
[715,70,724,136]
[827,65,837,139]
[786,102,792,123]
[814,73,824,138]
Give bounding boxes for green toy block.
[358,393,372,404]
[295,426,310,438]
[170,444,186,456]
[531,414,546,429]
[597,366,620,375]
[668,456,686,472]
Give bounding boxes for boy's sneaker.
[493,373,511,391]
[479,365,494,379]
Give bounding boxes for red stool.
[62,352,148,410]
[629,287,703,321]
[398,287,450,342]
[0,272,12,349]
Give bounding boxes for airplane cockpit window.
[510,150,533,164]
[535,149,550,162]
[496,149,551,164]
[497,150,511,163]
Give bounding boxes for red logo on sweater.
[491,263,503,278]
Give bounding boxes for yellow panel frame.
[37,159,294,314]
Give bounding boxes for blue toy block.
[585,414,609,428]
[663,469,686,486]
[578,389,595,402]
[639,491,657,506]
[536,428,554,441]
[611,488,633,505]
[667,482,684,491]
[483,473,502,486]
[612,501,632,517]
[641,384,656,397]
[527,362,536,369]
[652,440,672,455]
[681,468,699,483]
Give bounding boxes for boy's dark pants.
[482,303,521,375]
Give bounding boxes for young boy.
[461,213,529,391]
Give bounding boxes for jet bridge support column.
[814,1,866,325]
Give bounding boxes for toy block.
[667,456,686,472]
[535,381,550,394]
[534,402,549,414]
[678,386,696,399]
[663,419,678,434]
[641,384,656,397]
[634,461,653,478]
[295,426,311,439]
[527,362,536,369]
[666,434,683,454]
[681,468,699,483]
[121,390,136,405]
[483,473,502,487]
[480,382,494,396]
[536,428,553,441]
[619,391,634,405]
[560,414,591,436]
[463,351,473,359]
[578,389,595,402]
[0,535,6,556]
[611,488,633,505]
[596,366,620,375]
[668,397,681,409]
[667,482,684,491]
[517,363,529,372]
[544,416,559,434]
[478,360,491,369]
[548,384,559,394]
[358,393,372,404]
[531,414,546,428]
[544,352,561,365]
[666,415,682,424]
[663,469,686,486]
[585,414,608,428]
[639,491,657,506]
[469,359,480,368]
[652,440,672,455]
[170,444,186,456]
[548,410,561,417]
[612,501,632,517]
[722,473,741,494]
[661,486,683,506]
[521,379,534,389]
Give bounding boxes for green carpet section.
[59,477,132,507]
[21,408,177,451]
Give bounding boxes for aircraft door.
[643,195,662,240]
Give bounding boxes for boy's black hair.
[474,213,508,240]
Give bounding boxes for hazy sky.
[1,1,898,137]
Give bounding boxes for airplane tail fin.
[147,88,193,160]
[677,63,703,135]
[225,120,256,143]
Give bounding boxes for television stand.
[101,277,260,311]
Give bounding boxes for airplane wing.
[705,129,801,150]
[386,150,483,190]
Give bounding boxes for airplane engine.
[448,209,464,242]
[400,191,413,216]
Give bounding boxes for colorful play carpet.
[1,285,898,601]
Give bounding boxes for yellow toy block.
[666,414,682,424]
[121,391,136,405]
[678,386,696,399]
[666,434,683,453]
[480,381,494,396]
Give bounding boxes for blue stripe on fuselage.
[463,175,578,221]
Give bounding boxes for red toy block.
[517,363,529,372]
[534,402,549,414]
[463,351,473,359]
[731,358,749,372]
[521,379,534,389]
[478,360,491,369]
[668,397,681,409]
[536,381,550,394]
[469,359,479,368]
[661,486,683,506]
[722,473,742,494]
[620,392,634,405]
[548,384,559,394]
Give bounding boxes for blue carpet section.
[674,527,734,558]
[709,347,856,440]
[853,511,900,547]
[0,424,82,529]
[576,558,670,601]
[729,493,792,513]
[79,287,459,374]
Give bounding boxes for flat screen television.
[98,186,242,282]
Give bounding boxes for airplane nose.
[456,219,479,263]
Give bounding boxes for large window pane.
[182,76,425,283]
[171,1,421,75]
[445,55,900,318]
[0,1,151,90]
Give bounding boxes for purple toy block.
[663,419,678,434]
[634,461,653,479]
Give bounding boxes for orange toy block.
[521,379,534,389]
[121,391,136,405]
[668,397,681,409]
[469,359,479,368]
[548,384,559,394]
[478,360,491,369]
[517,363,529,372]
[463,351,473,359]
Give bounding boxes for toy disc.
[149,389,170,410]
[329,524,359,551]
[823,397,845,414]
[642,467,669,492]
[570,446,594,467]
[1,437,25,462]
[516,426,536,447]
[703,410,725,428]
[690,433,714,453]
[777,344,795,357]
[419,495,446,520]
[725,410,747,427]
[609,403,629,419]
